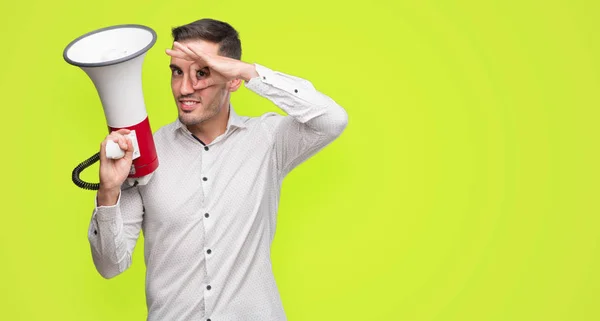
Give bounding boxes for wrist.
[97,187,120,206]
[239,62,259,82]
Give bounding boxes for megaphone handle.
[106,140,125,159]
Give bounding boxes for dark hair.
[171,18,242,60]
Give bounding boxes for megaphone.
[64,24,159,190]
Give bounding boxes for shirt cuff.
[93,191,122,222]
[247,63,313,93]
[245,63,329,123]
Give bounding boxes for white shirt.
[88,63,348,321]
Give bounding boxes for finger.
[172,42,198,61]
[174,42,208,65]
[107,130,127,140]
[165,48,194,61]
[101,133,121,161]
[124,137,134,160]
[185,42,212,62]
[107,133,120,145]
[192,78,215,90]
[189,63,201,87]
[109,130,130,149]
[193,76,228,90]
[106,132,126,151]
[119,135,128,151]
[112,134,124,150]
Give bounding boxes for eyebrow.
[169,64,210,71]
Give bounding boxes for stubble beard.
[178,88,228,127]
[179,102,221,126]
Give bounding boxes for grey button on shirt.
[88,64,348,321]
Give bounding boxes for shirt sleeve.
[244,63,349,177]
[87,185,144,279]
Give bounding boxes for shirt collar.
[172,104,247,134]
[227,104,247,129]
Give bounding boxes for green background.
[1,0,599,320]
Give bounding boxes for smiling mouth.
[179,100,200,111]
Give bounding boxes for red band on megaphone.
[109,116,159,178]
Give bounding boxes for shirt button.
[204,146,209,151]
[207,285,212,290]
[294,89,298,93]
[204,213,210,218]
[207,249,212,254]
[203,177,208,181]
[93,230,97,235]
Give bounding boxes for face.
[169,40,229,127]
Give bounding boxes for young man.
[89,18,348,321]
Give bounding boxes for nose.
[180,75,195,96]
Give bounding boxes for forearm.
[88,189,142,279]
[89,207,130,279]
[245,64,348,137]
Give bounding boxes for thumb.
[193,77,215,90]
[99,139,108,162]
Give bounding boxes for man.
[89,18,348,321]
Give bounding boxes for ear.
[228,78,243,92]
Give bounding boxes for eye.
[196,68,209,79]
[171,69,182,76]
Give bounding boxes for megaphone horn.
[64,24,159,190]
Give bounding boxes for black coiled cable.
[72,152,101,190]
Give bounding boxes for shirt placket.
[199,136,215,321]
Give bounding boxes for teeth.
[183,101,196,106]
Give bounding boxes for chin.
[179,114,205,126]
[180,108,217,126]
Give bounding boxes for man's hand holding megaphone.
[95,41,248,207]
[95,40,259,207]
[97,129,135,206]
[66,25,159,192]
